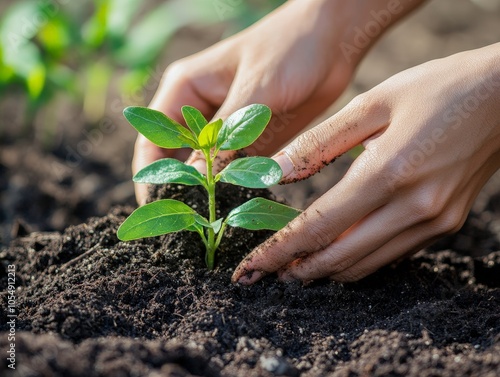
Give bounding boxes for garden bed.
[1,181,499,376]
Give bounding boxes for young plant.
[117,104,301,269]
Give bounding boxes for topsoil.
[0,182,499,377]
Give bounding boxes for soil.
[1,0,500,376]
[1,181,500,377]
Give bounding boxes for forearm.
[286,0,428,68]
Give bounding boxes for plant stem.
[205,151,217,270]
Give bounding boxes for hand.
[232,43,500,285]
[133,0,423,204]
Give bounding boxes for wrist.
[309,0,427,68]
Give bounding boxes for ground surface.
[0,183,499,376]
[1,0,500,376]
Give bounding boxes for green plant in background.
[117,104,301,269]
[0,0,286,135]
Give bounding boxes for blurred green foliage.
[0,0,285,125]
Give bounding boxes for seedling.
[117,104,301,269]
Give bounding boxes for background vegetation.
[0,0,285,144]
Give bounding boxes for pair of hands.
[133,0,500,284]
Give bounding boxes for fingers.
[149,60,218,121]
[323,225,435,283]
[277,199,412,282]
[327,222,446,283]
[231,95,391,284]
[276,194,439,282]
[233,200,445,285]
[272,95,389,183]
[257,182,470,284]
[231,155,391,284]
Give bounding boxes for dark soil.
[1,182,499,377]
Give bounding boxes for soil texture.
[1,183,499,377]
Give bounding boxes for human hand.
[133,0,423,204]
[232,44,500,285]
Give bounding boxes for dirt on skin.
[1,183,499,377]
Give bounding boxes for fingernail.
[273,152,294,179]
[237,270,263,285]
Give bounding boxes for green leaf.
[186,222,204,234]
[226,198,301,231]
[182,105,207,136]
[133,158,206,187]
[217,104,271,151]
[117,199,197,240]
[194,214,211,228]
[217,157,282,188]
[123,106,196,148]
[194,215,223,233]
[211,218,223,233]
[198,119,223,149]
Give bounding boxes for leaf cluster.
[117,104,300,269]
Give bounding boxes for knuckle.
[295,129,323,157]
[410,197,442,222]
[375,153,419,194]
[326,254,355,276]
[318,245,358,276]
[163,60,191,86]
[346,151,401,199]
[408,190,446,223]
[346,92,379,118]
[434,207,466,235]
[299,222,332,252]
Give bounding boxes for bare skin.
[132,0,500,285]
[232,44,500,284]
[133,0,424,203]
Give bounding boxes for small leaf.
[217,157,282,188]
[194,215,223,233]
[178,134,199,149]
[211,218,223,233]
[182,105,207,136]
[133,158,206,187]
[217,104,271,151]
[198,119,223,149]
[117,199,196,240]
[226,198,301,231]
[186,222,204,234]
[123,106,196,148]
[194,214,223,233]
[194,214,211,228]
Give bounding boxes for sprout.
[117,104,300,269]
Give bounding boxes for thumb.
[272,96,389,183]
